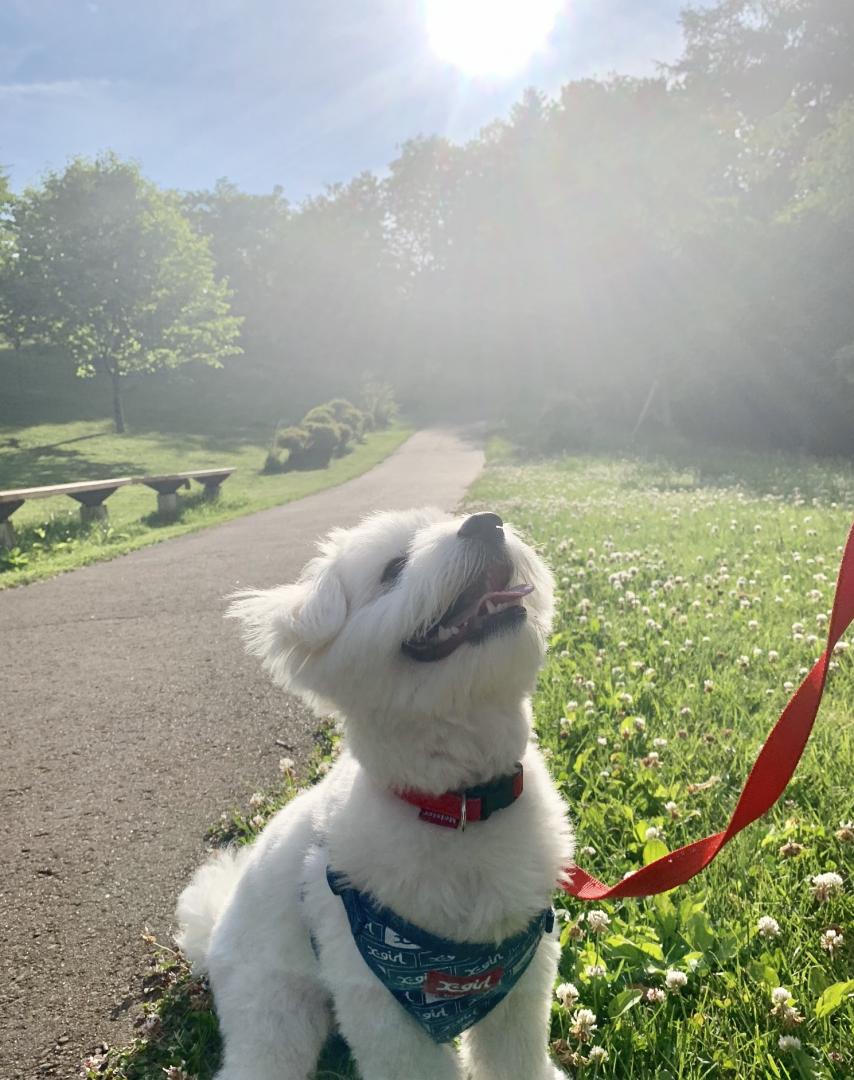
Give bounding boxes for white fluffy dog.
[176,508,574,1080]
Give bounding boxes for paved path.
[0,429,484,1079]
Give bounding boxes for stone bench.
[0,477,134,547]
[0,468,235,547]
[134,468,236,514]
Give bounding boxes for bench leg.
[201,481,223,501]
[157,492,179,514]
[0,521,16,549]
[80,504,108,525]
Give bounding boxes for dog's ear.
[227,562,347,679]
[292,564,347,646]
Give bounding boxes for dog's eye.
[381,555,407,586]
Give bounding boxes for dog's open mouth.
[402,562,534,662]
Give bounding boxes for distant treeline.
[2,0,853,452]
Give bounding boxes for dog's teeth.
[436,626,452,642]
[449,625,460,636]
[485,600,497,614]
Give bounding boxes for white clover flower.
[631,713,644,730]
[680,706,692,716]
[767,650,779,662]
[736,654,751,668]
[585,964,606,978]
[555,982,579,1007]
[653,737,668,749]
[250,814,265,829]
[811,871,844,901]
[248,792,265,809]
[771,987,791,1006]
[588,1046,608,1065]
[664,800,679,818]
[570,1007,598,1042]
[645,826,663,841]
[278,756,296,774]
[757,915,780,938]
[587,910,610,934]
[645,987,666,1003]
[704,679,714,692]
[665,969,688,992]
[778,1035,802,1052]
[820,928,843,954]
[596,736,607,746]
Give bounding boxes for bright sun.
[425,0,563,78]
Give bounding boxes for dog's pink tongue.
[482,583,534,604]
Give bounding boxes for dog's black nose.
[458,512,504,542]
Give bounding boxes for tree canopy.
[4,154,242,431]
[3,0,854,452]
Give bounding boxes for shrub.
[303,405,337,426]
[262,449,284,474]
[294,420,338,469]
[327,398,368,442]
[275,425,309,452]
[360,379,398,429]
[263,398,369,472]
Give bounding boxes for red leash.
[563,521,854,901]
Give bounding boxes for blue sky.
[0,0,687,201]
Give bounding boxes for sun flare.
[426,0,563,77]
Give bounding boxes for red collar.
[397,763,523,830]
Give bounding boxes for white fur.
[175,508,574,1080]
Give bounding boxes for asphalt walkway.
[0,429,484,1078]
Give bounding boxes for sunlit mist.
[425,0,563,77]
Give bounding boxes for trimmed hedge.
[264,398,369,472]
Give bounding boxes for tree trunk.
[111,369,126,434]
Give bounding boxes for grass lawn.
[85,443,853,1080]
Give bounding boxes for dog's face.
[229,508,554,719]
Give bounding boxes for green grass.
[0,422,412,587]
[84,444,853,1080]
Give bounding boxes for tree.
[182,178,290,344]
[675,0,854,208]
[9,153,242,431]
[0,168,27,349]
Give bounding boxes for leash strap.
[563,521,854,900]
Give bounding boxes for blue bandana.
[327,868,553,1043]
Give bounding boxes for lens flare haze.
[425,0,564,77]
